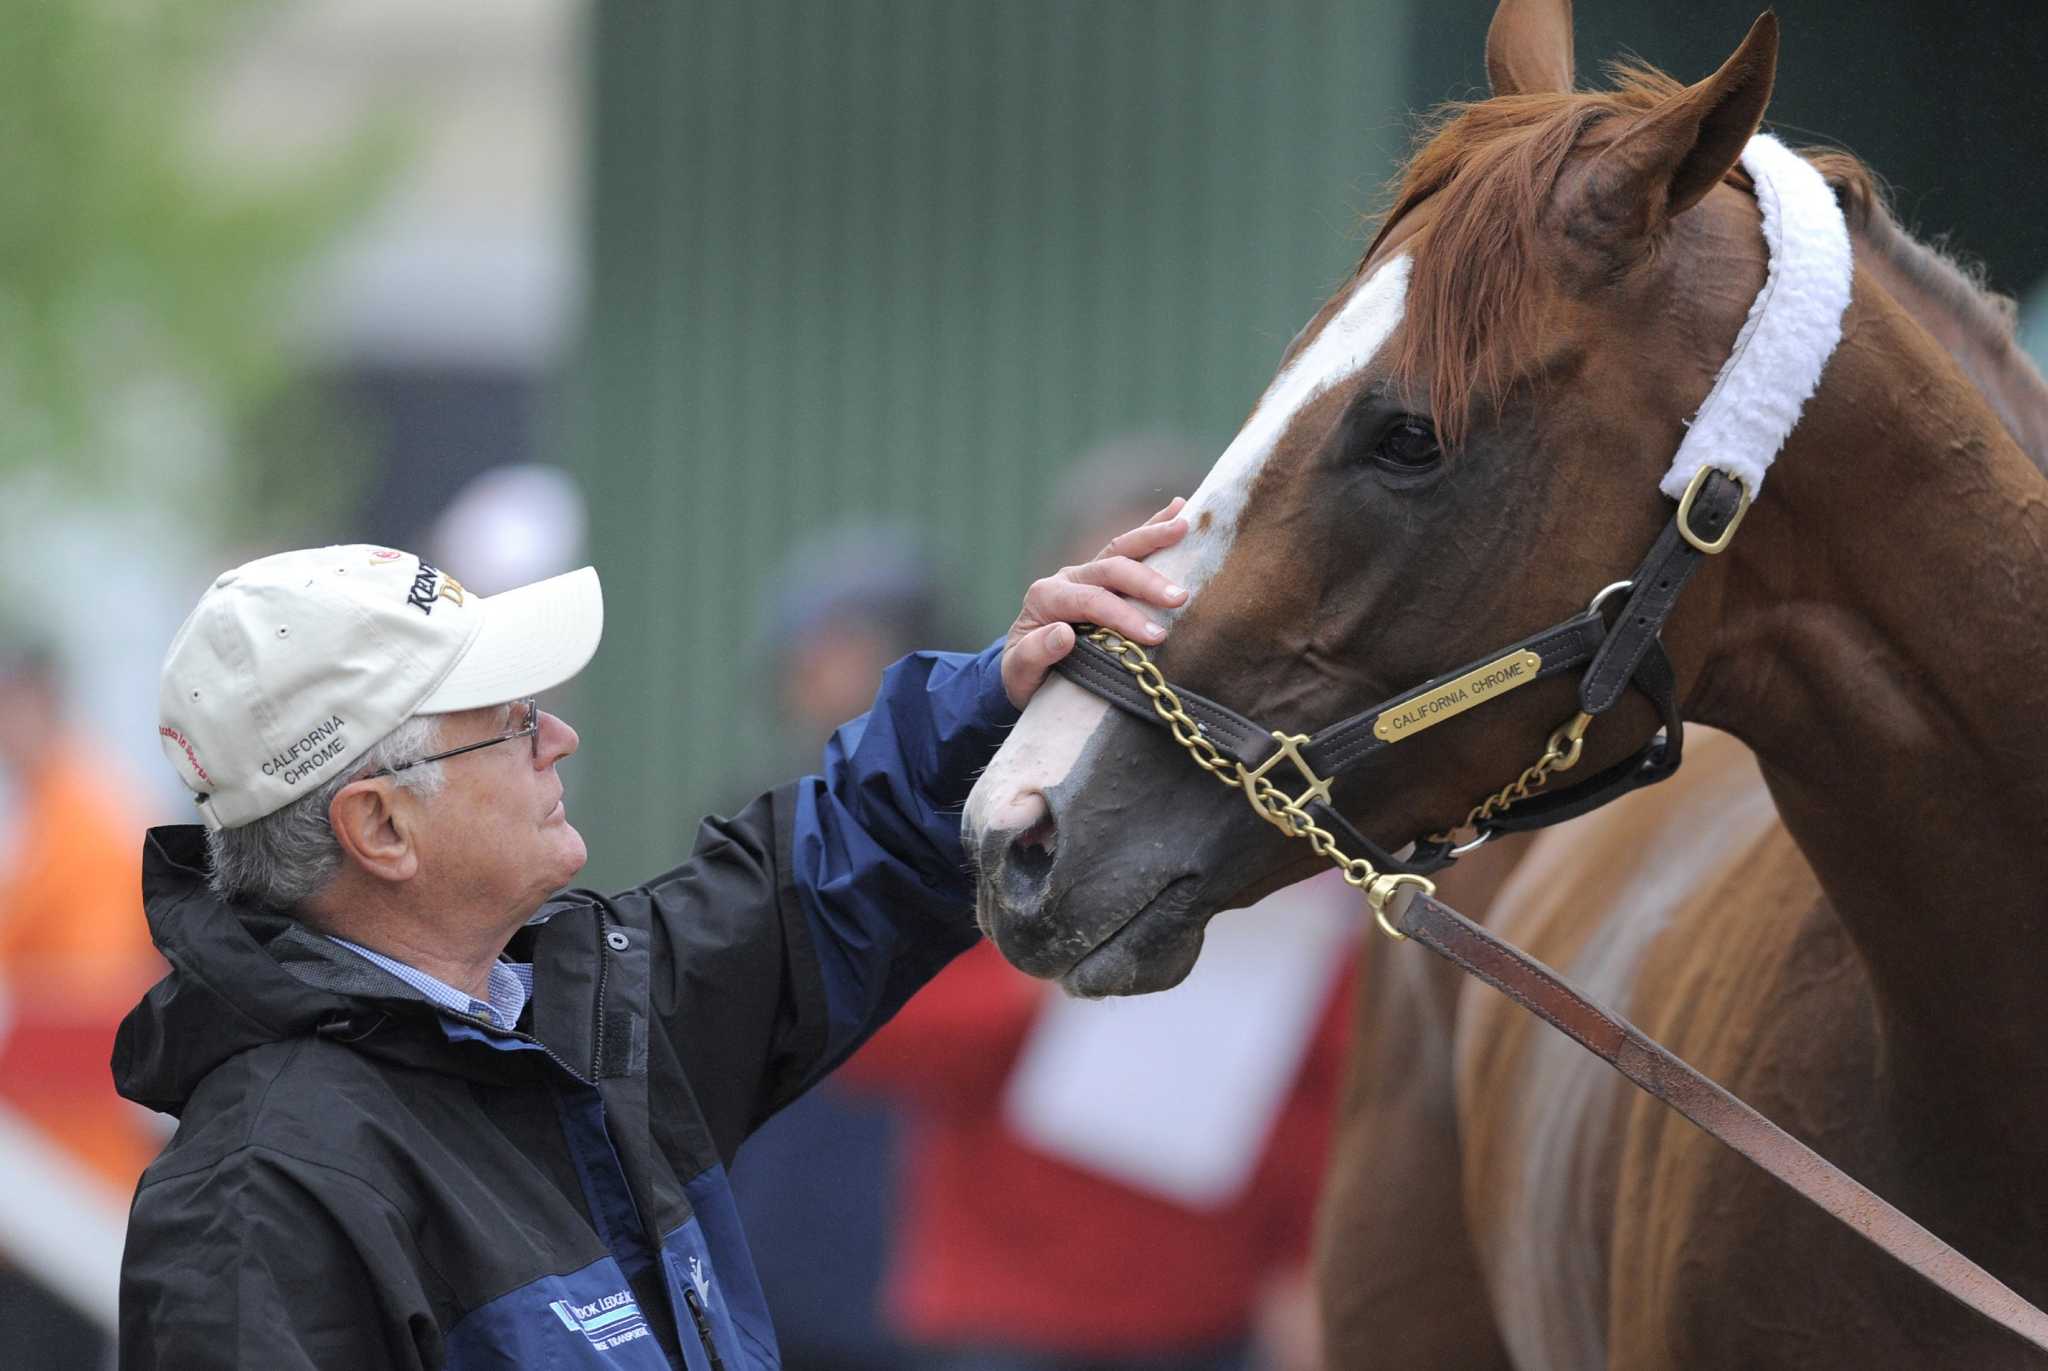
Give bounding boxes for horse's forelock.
[1364,63,1699,450]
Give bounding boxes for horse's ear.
[1486,0,1575,96]
[1569,13,1778,244]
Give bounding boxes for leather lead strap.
[1394,891,2048,1356]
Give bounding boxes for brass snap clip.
[1367,873,1435,942]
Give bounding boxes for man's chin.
[550,822,588,885]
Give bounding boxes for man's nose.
[537,710,579,764]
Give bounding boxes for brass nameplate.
[1371,650,1544,744]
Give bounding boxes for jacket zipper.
[590,908,612,1079]
[680,1284,727,1371]
[430,1004,589,1085]
[433,995,593,1085]
[477,929,690,1362]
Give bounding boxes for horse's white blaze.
[1143,253,1415,603]
[965,255,1414,838]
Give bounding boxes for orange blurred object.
[0,738,163,1190]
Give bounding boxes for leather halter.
[1058,466,1747,876]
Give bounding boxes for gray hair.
[205,716,448,910]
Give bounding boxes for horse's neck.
[1698,272,2048,1164]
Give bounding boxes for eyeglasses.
[372,697,538,777]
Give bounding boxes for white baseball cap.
[157,546,604,830]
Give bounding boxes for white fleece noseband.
[1659,134,1855,502]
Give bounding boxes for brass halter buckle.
[1677,465,1752,554]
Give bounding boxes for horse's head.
[966,0,1790,995]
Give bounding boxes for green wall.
[564,1,1410,883]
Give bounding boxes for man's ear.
[329,779,420,885]
[1564,12,1778,248]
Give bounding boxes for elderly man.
[115,511,1186,1371]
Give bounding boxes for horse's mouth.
[1051,874,1206,998]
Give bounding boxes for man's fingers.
[1031,579,1167,645]
[1002,621,1075,709]
[1005,504,1193,707]
[1098,513,1190,563]
[1067,555,1187,610]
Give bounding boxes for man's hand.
[1001,497,1191,709]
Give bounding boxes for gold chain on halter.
[1082,628,1434,940]
[1428,709,1596,845]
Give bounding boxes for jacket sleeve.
[120,1146,440,1371]
[606,640,1018,1161]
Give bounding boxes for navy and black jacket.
[114,645,1015,1370]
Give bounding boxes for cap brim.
[416,566,603,713]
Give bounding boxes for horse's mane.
[1811,152,2020,346]
[1366,63,2037,459]
[1810,150,2048,473]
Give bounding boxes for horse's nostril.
[1018,811,1056,857]
[1005,809,1059,893]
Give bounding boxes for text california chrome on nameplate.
[1371,650,1543,743]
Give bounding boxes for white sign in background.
[1002,872,1356,1209]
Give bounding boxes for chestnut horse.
[1312,150,2048,1371]
[1320,16,2048,1362]
[963,0,2048,1365]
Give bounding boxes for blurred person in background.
[426,464,592,600]
[837,438,1346,1371]
[725,525,957,1371]
[741,525,956,787]
[0,632,163,1371]
[0,635,161,1175]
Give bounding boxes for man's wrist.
[976,635,1022,727]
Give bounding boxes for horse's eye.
[1373,417,1441,472]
